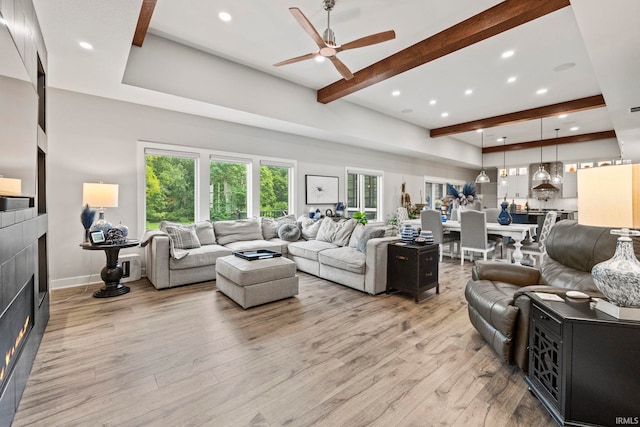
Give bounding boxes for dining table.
[400,219,537,265]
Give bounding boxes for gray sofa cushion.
[316,217,357,247]
[165,225,201,250]
[169,244,231,270]
[288,240,337,261]
[214,218,263,245]
[348,223,365,248]
[298,216,322,240]
[195,220,216,245]
[357,228,385,253]
[261,215,296,240]
[318,247,366,274]
[278,222,301,241]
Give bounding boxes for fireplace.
[0,276,34,395]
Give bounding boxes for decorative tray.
[233,249,282,261]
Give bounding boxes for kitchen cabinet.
[562,171,577,198]
[498,173,529,199]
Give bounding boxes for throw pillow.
[261,214,296,240]
[316,217,357,247]
[278,222,301,241]
[195,220,216,245]
[357,227,385,254]
[348,223,365,248]
[214,218,263,246]
[298,216,322,240]
[159,220,183,232]
[165,225,201,250]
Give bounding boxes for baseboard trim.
[51,269,147,290]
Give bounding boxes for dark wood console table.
[80,240,140,298]
[387,242,439,302]
[526,292,640,426]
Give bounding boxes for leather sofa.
[464,220,634,372]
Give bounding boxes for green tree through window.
[260,164,290,218]
[145,154,195,229]
[210,160,248,220]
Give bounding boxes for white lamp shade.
[82,183,119,208]
[578,164,640,228]
[0,177,22,196]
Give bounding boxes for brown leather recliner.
[464,220,633,372]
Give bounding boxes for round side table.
[80,240,140,298]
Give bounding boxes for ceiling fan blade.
[338,30,396,51]
[289,7,326,50]
[274,52,318,67]
[328,56,354,80]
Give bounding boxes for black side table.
[80,240,140,298]
[387,242,439,302]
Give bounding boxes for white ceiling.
[24,0,640,161]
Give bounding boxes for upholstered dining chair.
[483,207,504,258]
[421,209,458,262]
[459,210,496,265]
[508,210,558,266]
[396,207,410,224]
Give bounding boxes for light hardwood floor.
[12,260,554,427]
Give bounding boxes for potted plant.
[352,211,368,225]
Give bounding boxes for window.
[260,161,293,218]
[145,150,197,230]
[140,142,296,231]
[210,158,250,221]
[347,168,382,221]
[424,176,464,209]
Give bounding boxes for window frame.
[137,141,296,232]
[345,166,383,222]
[423,175,465,209]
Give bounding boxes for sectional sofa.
[143,216,399,294]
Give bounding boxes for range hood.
[532,181,560,201]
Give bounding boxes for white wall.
[48,88,475,288]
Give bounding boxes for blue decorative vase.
[497,200,512,225]
[401,224,415,243]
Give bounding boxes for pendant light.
[498,136,509,186]
[533,118,551,181]
[550,128,563,184]
[475,130,491,184]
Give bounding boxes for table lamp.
[83,182,119,232]
[0,175,22,196]
[577,164,640,317]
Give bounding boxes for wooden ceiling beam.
[132,0,157,47]
[430,95,606,138]
[317,0,570,104]
[482,130,617,154]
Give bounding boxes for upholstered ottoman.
[215,255,298,309]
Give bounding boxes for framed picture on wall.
[305,175,339,204]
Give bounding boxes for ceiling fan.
[274,0,396,80]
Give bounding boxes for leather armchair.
[464,220,630,372]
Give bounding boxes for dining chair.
[449,207,459,221]
[396,207,409,223]
[483,207,504,258]
[459,210,496,265]
[421,209,458,262]
[508,210,557,266]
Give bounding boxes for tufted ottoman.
[215,255,298,309]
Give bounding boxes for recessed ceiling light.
[218,11,232,22]
[392,90,401,97]
[0,17,7,26]
[507,76,517,83]
[441,112,449,118]
[536,88,548,95]
[554,62,576,72]
[501,50,514,59]
[315,56,325,63]
[79,41,93,50]
[558,114,568,118]
[429,99,436,105]
[570,126,579,131]
[476,129,483,133]
[497,137,504,142]
[465,89,473,95]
